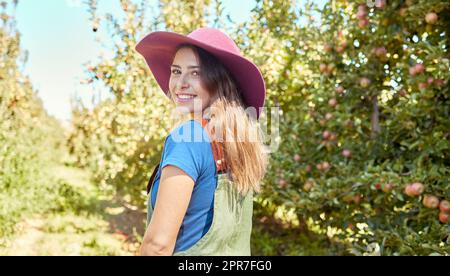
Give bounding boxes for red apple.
[439,212,448,223]
[322,162,331,171]
[356,9,367,20]
[414,64,425,74]
[358,4,367,12]
[278,179,287,189]
[360,77,371,88]
[323,130,331,140]
[353,194,362,205]
[423,195,440,209]
[409,64,425,76]
[329,98,338,108]
[404,184,415,197]
[342,149,352,158]
[316,163,324,171]
[336,86,344,94]
[327,63,335,72]
[375,47,387,57]
[427,77,434,85]
[305,165,312,173]
[335,45,345,53]
[294,154,301,162]
[358,19,369,28]
[375,183,382,190]
[325,113,333,121]
[439,200,450,213]
[399,89,407,97]
[411,182,425,196]
[399,7,407,17]
[418,82,428,90]
[435,79,445,87]
[382,183,394,193]
[375,0,386,9]
[319,63,328,73]
[425,12,438,25]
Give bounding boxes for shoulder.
[160,120,215,181]
[162,120,213,158]
[168,119,210,144]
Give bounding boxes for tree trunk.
[371,95,381,138]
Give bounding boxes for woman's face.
[169,47,216,115]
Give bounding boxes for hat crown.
[188,27,241,55]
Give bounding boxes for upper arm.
[143,165,195,254]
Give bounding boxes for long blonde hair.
[169,44,268,194]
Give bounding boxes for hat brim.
[135,31,266,119]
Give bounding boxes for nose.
[177,73,190,91]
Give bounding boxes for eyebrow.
[171,65,201,69]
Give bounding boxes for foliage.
[0,0,68,241]
[259,0,450,255]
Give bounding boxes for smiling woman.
[136,27,268,256]
[169,46,218,111]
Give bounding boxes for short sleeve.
[160,120,211,183]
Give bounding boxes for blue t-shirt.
[150,119,218,253]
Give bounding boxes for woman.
[135,27,268,256]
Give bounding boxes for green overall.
[146,119,254,256]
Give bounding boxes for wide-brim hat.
[135,27,266,119]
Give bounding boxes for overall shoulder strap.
[147,163,160,195]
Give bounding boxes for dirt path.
[1,165,146,256]
[3,219,45,256]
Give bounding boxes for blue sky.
[15,0,120,122]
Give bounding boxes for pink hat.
[135,27,266,119]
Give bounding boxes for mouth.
[176,93,198,103]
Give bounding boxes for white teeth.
[178,94,196,99]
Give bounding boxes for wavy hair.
[168,44,268,194]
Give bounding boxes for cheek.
[193,80,210,98]
[168,77,175,92]
[168,78,177,98]
[197,89,211,104]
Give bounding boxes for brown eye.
[171,69,181,75]
[192,71,200,76]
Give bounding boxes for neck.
[190,108,211,123]
[188,112,202,124]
